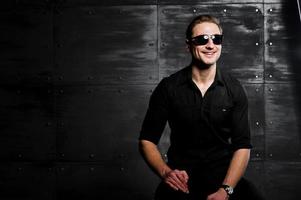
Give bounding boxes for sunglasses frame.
[190,34,223,46]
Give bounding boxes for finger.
[169,173,188,192]
[165,179,179,191]
[180,170,189,182]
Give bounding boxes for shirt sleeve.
[139,78,169,144]
[230,84,253,151]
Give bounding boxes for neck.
[191,63,216,84]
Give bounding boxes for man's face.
[189,22,222,68]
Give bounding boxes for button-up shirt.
[139,65,252,169]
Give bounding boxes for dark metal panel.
[0,163,55,200]
[265,83,301,161]
[56,161,158,200]
[264,161,301,200]
[264,3,301,83]
[0,86,56,161]
[56,85,153,161]
[55,0,157,6]
[54,6,158,85]
[243,84,265,160]
[159,4,264,83]
[159,0,263,4]
[244,161,265,197]
[0,5,53,85]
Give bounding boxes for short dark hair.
[186,15,223,40]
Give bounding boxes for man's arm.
[207,148,250,200]
[139,139,189,193]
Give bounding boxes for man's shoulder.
[161,66,190,86]
[219,69,243,87]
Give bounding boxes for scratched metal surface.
[56,162,159,200]
[243,84,265,161]
[159,4,264,83]
[0,6,53,85]
[54,6,158,85]
[264,162,301,200]
[0,163,55,200]
[264,3,301,83]
[55,85,153,161]
[0,86,56,161]
[265,83,301,161]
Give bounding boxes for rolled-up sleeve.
[230,84,253,151]
[139,78,169,144]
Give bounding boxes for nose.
[205,38,215,49]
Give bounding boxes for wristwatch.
[221,184,234,196]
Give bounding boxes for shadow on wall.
[283,0,301,146]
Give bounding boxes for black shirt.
[139,65,252,169]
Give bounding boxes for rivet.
[255,75,259,78]
[256,153,260,157]
[269,121,273,125]
[269,74,273,78]
[269,42,273,46]
[268,8,273,12]
[120,167,124,171]
[193,8,197,13]
[223,9,227,13]
[164,154,167,158]
[119,76,123,80]
[255,42,259,46]
[255,121,259,126]
[269,153,273,157]
[255,8,259,12]
[255,88,259,92]
[269,88,273,92]
[90,167,95,172]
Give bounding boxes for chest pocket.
[210,104,233,126]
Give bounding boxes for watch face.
[226,187,234,195]
[222,185,234,195]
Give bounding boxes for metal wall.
[0,0,300,199]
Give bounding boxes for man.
[139,15,265,200]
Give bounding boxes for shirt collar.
[179,65,225,87]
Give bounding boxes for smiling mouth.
[203,52,215,56]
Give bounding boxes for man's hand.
[207,188,229,200]
[162,169,189,194]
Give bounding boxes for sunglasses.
[190,34,223,46]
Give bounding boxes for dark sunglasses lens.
[192,35,208,45]
[191,35,223,45]
[212,35,223,45]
